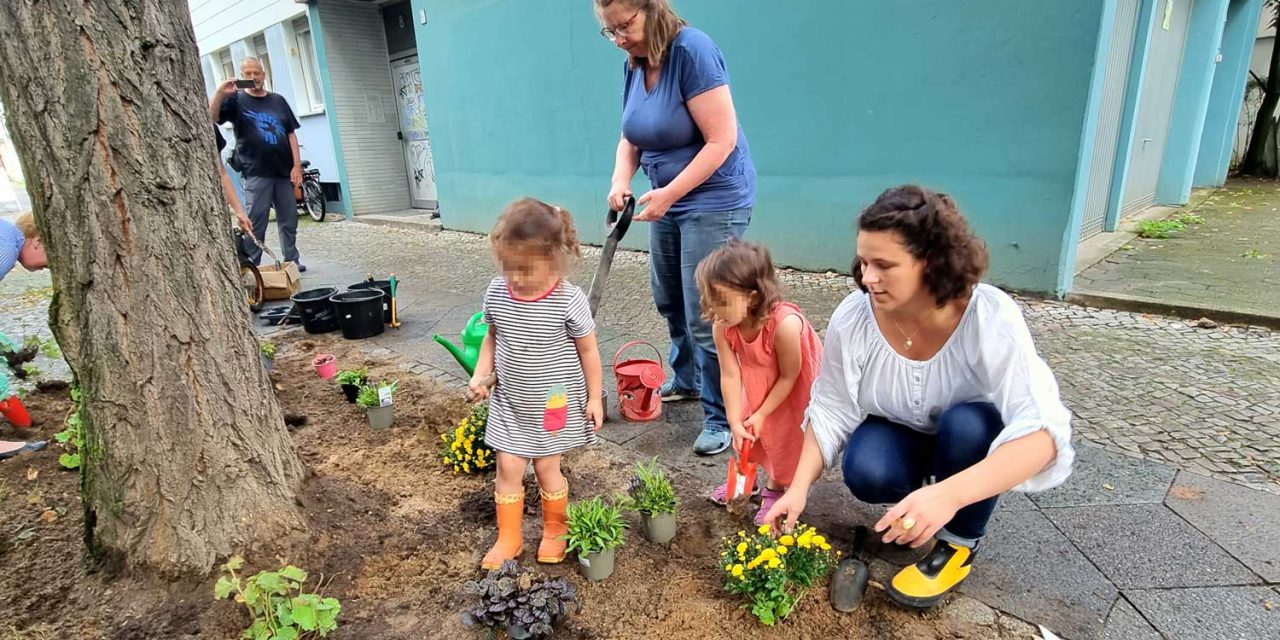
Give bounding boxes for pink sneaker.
[754,488,784,525]
[708,481,761,506]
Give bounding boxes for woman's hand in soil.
[729,420,756,454]
[586,397,604,431]
[763,488,807,534]
[874,483,964,548]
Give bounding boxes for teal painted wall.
[1194,0,1265,186]
[1156,0,1230,204]
[411,0,1107,294]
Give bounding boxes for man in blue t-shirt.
[210,57,307,271]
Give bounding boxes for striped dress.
[482,277,596,458]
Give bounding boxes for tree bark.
[1240,3,1280,176]
[0,1,304,576]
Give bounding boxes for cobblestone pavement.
[1075,179,1280,320]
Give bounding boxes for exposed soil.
[1,331,1013,639]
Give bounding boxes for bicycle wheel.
[240,264,266,312]
[303,181,326,222]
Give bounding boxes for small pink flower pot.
[313,354,338,379]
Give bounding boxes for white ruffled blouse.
[803,284,1074,492]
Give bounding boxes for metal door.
[391,55,438,209]
[1081,0,1143,240]
[1122,0,1193,216]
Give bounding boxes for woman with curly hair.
[763,185,1074,610]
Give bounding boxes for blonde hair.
[594,0,687,69]
[14,211,38,239]
[490,197,581,269]
[695,240,783,324]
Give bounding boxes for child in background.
[469,197,605,570]
[697,240,823,524]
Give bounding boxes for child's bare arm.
[468,326,498,399]
[575,332,604,428]
[748,315,804,423]
[713,322,744,428]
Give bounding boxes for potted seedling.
[357,380,397,431]
[626,458,679,545]
[563,495,628,582]
[259,340,277,371]
[334,368,368,403]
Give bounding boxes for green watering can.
[433,312,489,376]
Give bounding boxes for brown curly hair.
[854,185,988,307]
[695,240,783,324]
[490,197,581,269]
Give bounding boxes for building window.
[216,48,235,83]
[292,17,326,112]
[251,34,274,92]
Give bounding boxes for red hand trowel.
[725,438,759,510]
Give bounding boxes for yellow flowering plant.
[440,403,494,474]
[718,523,838,626]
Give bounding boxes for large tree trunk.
[1240,3,1280,176]
[0,1,304,576]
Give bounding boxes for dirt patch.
[1,331,997,639]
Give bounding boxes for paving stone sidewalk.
[3,217,1277,639]
[1074,178,1280,324]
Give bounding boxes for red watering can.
[611,341,665,422]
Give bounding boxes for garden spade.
[725,438,759,512]
[389,274,401,329]
[587,196,635,317]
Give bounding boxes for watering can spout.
[432,311,489,377]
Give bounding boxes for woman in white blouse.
[763,185,1074,609]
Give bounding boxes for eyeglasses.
[600,9,641,41]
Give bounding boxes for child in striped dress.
[469,197,604,570]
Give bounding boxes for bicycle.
[297,160,325,222]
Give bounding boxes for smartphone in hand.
[234,79,256,89]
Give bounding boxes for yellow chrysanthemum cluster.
[718,522,840,626]
[440,403,493,474]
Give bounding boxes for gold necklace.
[890,318,923,350]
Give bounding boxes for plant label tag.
[379,388,394,407]
[579,556,591,568]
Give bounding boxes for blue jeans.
[841,402,1004,545]
[649,207,752,432]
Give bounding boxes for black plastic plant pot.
[341,383,360,403]
[331,290,385,340]
[348,280,394,323]
[290,287,339,335]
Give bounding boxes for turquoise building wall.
[409,0,1111,294]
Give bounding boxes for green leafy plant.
[214,556,341,640]
[19,363,40,379]
[54,387,83,470]
[1242,248,1266,259]
[1177,212,1204,225]
[259,341,277,359]
[625,458,678,515]
[720,523,839,626]
[563,495,628,556]
[355,380,397,409]
[333,368,367,387]
[1136,219,1186,239]
[461,560,578,639]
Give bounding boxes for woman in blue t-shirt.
[597,0,758,456]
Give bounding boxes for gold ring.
[900,517,916,531]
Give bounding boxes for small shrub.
[440,402,493,474]
[259,341,277,359]
[214,556,341,640]
[333,368,368,387]
[1136,219,1185,239]
[461,560,578,639]
[563,495,628,557]
[355,381,397,408]
[720,523,838,626]
[626,458,677,515]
